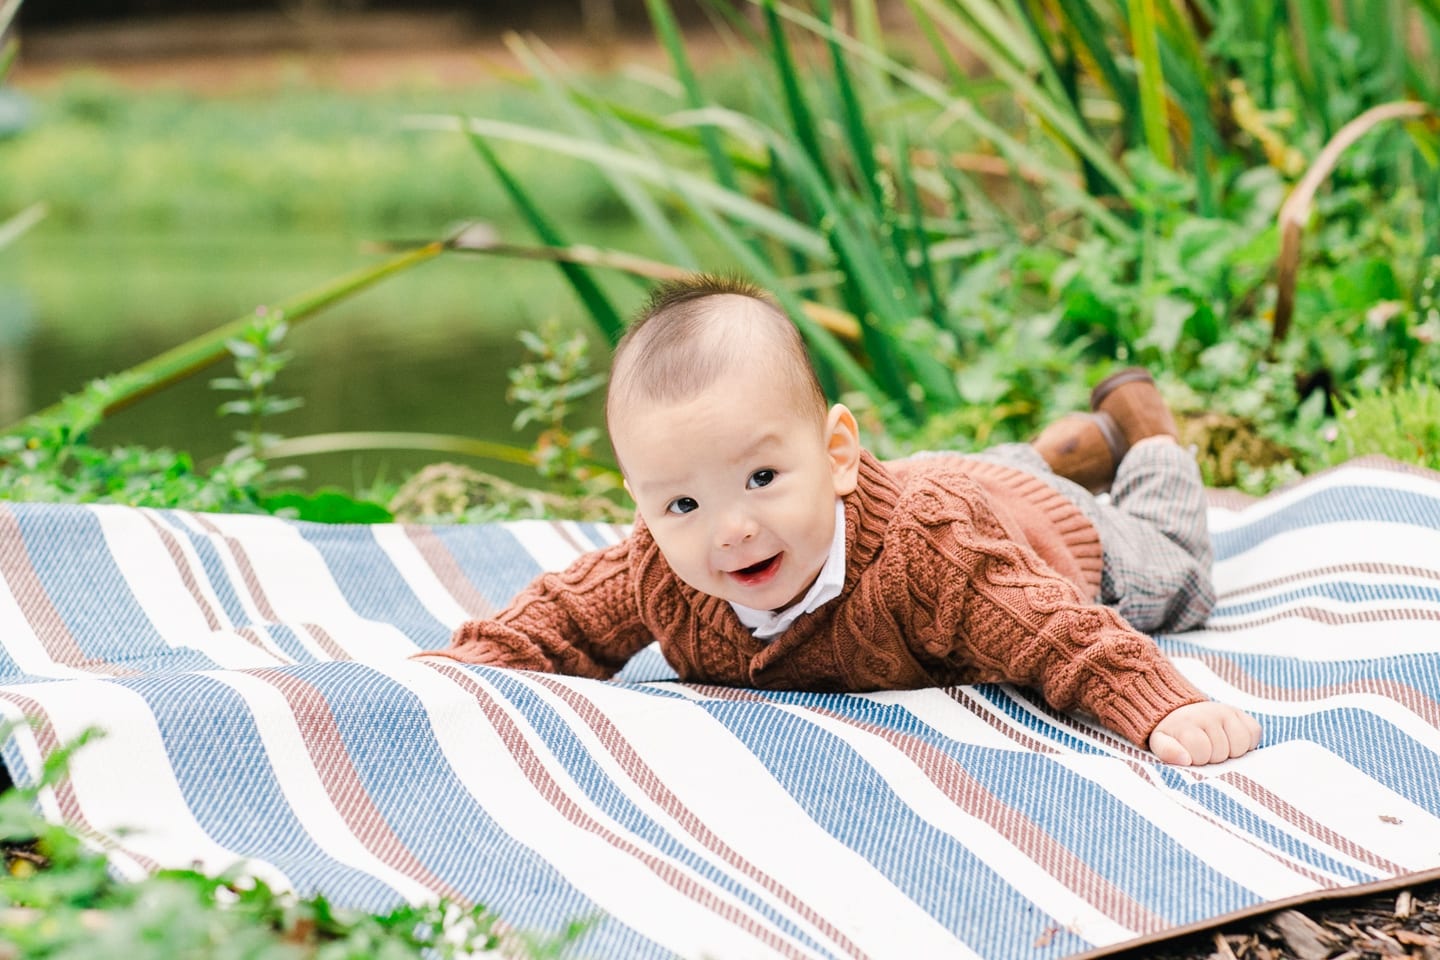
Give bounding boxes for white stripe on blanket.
[1,455,1439,960]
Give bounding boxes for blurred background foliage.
[439,0,1439,489]
[1,0,1438,522]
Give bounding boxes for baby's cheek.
[654,538,706,587]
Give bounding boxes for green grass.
[1321,376,1440,471]
[0,74,682,237]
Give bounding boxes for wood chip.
[1398,889,1415,919]
[1366,924,1402,945]
[1210,931,1239,960]
[1270,909,1337,960]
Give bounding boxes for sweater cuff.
[1097,660,1208,749]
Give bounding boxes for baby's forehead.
[618,422,793,487]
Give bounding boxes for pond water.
[0,228,631,491]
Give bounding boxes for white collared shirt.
[729,499,847,641]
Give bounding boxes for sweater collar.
[840,450,900,593]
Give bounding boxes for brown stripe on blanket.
[1205,605,1440,631]
[190,517,346,660]
[424,661,819,960]
[252,667,468,902]
[142,511,225,633]
[192,515,283,623]
[1217,561,1440,601]
[526,673,873,960]
[402,525,496,619]
[691,683,1169,936]
[1185,650,1440,730]
[1216,771,1410,876]
[0,506,135,677]
[0,690,162,873]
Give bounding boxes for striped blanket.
[2,457,1438,959]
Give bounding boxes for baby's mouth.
[729,553,782,585]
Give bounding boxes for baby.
[424,275,1261,766]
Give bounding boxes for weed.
[506,321,622,506]
[0,724,590,959]
[211,305,306,483]
[0,373,268,512]
[1318,377,1440,472]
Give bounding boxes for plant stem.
[2,241,446,437]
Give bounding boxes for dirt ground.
[8,8,741,92]
[11,10,1440,958]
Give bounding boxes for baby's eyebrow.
[743,431,784,456]
[628,472,692,498]
[630,431,786,496]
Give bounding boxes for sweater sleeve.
[898,479,1207,747]
[422,539,653,680]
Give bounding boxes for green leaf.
[1127,0,1174,168]
[416,113,832,259]
[505,35,699,273]
[216,400,255,417]
[1138,294,1195,354]
[643,0,741,192]
[761,0,831,191]
[0,202,45,250]
[261,489,393,524]
[462,125,627,345]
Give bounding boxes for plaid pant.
[961,442,1215,635]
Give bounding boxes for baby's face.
[612,367,855,613]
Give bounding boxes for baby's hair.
[605,273,828,430]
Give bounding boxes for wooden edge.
[1065,866,1440,960]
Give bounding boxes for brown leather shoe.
[1090,368,1178,446]
[1031,411,1129,493]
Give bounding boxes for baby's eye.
[666,497,699,515]
[747,469,776,489]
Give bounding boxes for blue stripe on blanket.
[153,508,255,633]
[243,661,664,960]
[298,526,452,649]
[431,524,547,606]
[12,507,214,674]
[1259,709,1440,812]
[480,669,841,958]
[296,665,601,915]
[122,671,405,906]
[1212,486,1440,559]
[701,696,1100,958]
[1213,582,1440,617]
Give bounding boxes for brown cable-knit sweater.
[434,451,1207,747]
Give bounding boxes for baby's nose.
[716,513,757,548]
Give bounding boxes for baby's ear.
[826,404,862,496]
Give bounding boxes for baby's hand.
[1148,702,1262,766]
